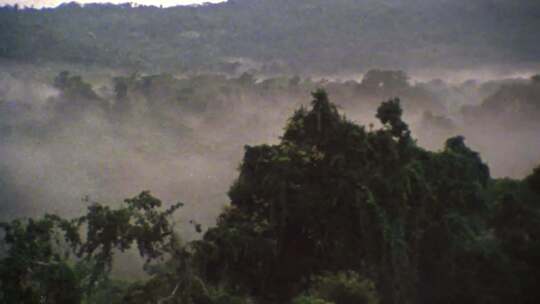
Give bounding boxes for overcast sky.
[0,0,225,8]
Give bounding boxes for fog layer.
[1,65,539,235]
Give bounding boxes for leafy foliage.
[0,191,182,303]
[195,90,539,304]
[303,271,379,304]
[526,165,540,195]
[0,216,83,303]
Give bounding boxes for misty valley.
[1,1,540,304]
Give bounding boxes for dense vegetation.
[1,1,539,302]
[1,90,539,303]
[1,0,540,73]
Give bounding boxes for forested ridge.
[1,90,539,304]
[2,0,540,73]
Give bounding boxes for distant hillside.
[1,0,540,73]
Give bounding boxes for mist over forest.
[1,1,540,304]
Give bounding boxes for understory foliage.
[294,271,379,304]
[1,90,539,304]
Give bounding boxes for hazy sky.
[0,0,225,8]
